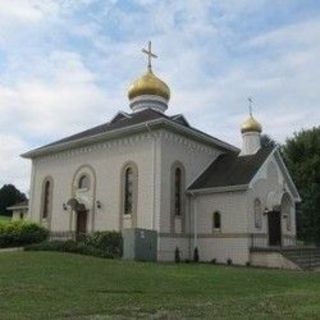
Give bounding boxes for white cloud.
[0,134,30,193]
[0,0,320,192]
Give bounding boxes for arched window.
[124,167,134,215]
[42,179,51,219]
[254,198,262,229]
[78,175,90,189]
[174,168,182,216]
[213,211,221,231]
[281,193,291,231]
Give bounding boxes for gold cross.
[142,41,157,71]
[248,97,253,116]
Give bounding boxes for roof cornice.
[21,118,239,159]
[187,184,249,195]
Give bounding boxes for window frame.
[78,174,90,190]
[213,211,221,232]
[254,198,262,229]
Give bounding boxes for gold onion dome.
[128,69,170,101]
[241,115,262,133]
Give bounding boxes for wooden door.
[76,210,87,235]
[268,211,281,246]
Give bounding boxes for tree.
[0,184,27,216]
[282,127,320,244]
[261,134,278,149]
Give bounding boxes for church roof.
[189,146,274,191]
[22,109,239,158]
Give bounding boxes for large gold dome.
[128,69,170,100]
[241,115,262,133]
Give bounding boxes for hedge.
[26,231,123,259]
[25,240,115,259]
[0,221,49,248]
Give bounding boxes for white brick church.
[22,43,300,267]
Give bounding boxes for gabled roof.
[22,108,239,158]
[189,146,274,191]
[7,200,29,210]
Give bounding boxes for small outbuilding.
[7,200,29,221]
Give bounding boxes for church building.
[22,42,301,267]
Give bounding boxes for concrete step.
[282,248,320,270]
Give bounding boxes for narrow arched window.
[254,199,262,229]
[174,168,182,216]
[78,175,90,189]
[42,180,51,219]
[124,167,134,215]
[213,211,221,231]
[281,194,291,231]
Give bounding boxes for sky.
[0,0,320,193]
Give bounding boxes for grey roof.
[189,146,274,190]
[24,108,238,156]
[7,200,29,210]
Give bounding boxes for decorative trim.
[170,161,186,234]
[187,184,249,195]
[21,117,239,159]
[159,232,253,239]
[71,164,97,233]
[39,176,54,230]
[119,161,139,230]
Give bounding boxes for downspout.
[145,122,157,231]
[189,191,198,257]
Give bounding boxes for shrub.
[25,240,114,259]
[0,221,48,248]
[246,261,251,267]
[84,231,123,258]
[211,258,217,264]
[193,247,199,263]
[227,258,233,265]
[174,247,180,263]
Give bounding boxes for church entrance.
[76,210,87,236]
[268,210,281,246]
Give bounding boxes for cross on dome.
[142,41,157,71]
[248,97,254,116]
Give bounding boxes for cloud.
[0,0,320,192]
[0,134,30,194]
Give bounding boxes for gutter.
[187,184,249,195]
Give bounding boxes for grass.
[0,215,11,223]
[0,252,320,319]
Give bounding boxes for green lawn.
[0,215,11,223]
[0,252,320,319]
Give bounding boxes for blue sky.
[0,0,320,193]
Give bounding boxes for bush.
[227,258,233,265]
[193,247,199,263]
[174,247,180,263]
[25,240,114,259]
[0,221,48,248]
[84,231,123,257]
[211,258,217,264]
[25,230,123,259]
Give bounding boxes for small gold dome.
[128,69,170,100]
[241,115,262,133]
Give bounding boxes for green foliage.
[0,184,27,216]
[174,247,180,263]
[25,240,115,259]
[261,134,278,148]
[83,231,123,257]
[0,221,48,248]
[282,127,320,244]
[193,247,199,262]
[26,231,123,259]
